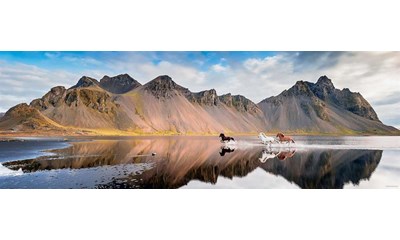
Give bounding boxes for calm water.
[0,136,399,189]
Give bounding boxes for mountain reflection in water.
[1,137,383,189]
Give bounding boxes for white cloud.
[211,63,229,72]
[44,52,60,59]
[244,55,289,74]
[62,56,102,65]
[0,62,86,111]
[203,55,298,100]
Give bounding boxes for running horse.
[276,132,295,144]
[219,133,235,143]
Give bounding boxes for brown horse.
[276,133,295,144]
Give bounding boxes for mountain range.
[0,74,398,135]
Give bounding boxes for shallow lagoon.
[0,136,399,189]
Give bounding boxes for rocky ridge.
[0,74,398,135]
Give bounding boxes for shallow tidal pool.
[0,135,399,189]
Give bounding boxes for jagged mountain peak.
[143,75,191,98]
[30,86,67,111]
[49,86,66,95]
[284,80,314,97]
[101,73,133,81]
[316,75,335,89]
[311,76,336,100]
[99,73,141,94]
[147,75,176,86]
[262,75,379,122]
[71,76,99,89]
[195,89,218,96]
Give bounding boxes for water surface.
[0,136,399,189]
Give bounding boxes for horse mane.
[278,132,285,137]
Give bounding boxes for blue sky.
[0,51,276,72]
[0,51,399,128]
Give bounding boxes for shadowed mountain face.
[99,74,142,94]
[0,74,398,135]
[0,113,4,119]
[310,76,379,121]
[2,137,383,189]
[142,75,192,99]
[258,76,397,134]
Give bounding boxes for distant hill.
[258,76,398,134]
[0,112,4,118]
[0,103,64,132]
[0,74,398,135]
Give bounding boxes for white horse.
[258,132,278,146]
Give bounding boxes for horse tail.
[291,139,295,143]
[232,137,235,141]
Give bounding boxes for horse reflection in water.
[219,146,236,156]
[259,148,296,163]
[0,137,383,189]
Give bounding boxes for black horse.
[219,146,235,156]
[219,133,235,143]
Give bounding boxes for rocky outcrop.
[220,94,262,114]
[71,76,99,88]
[30,86,67,111]
[31,86,117,114]
[188,89,220,106]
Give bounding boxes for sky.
[0,51,399,128]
